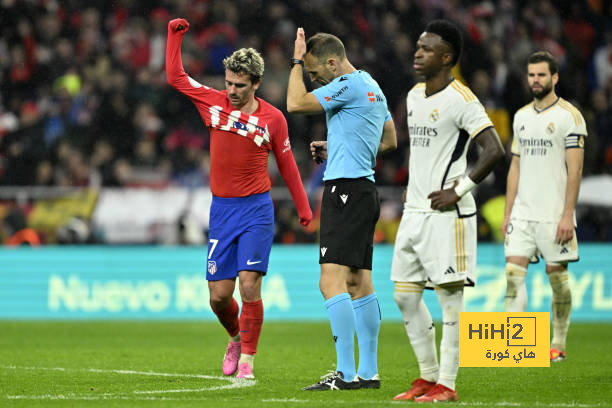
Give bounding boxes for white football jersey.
[405,80,494,216]
[510,97,587,222]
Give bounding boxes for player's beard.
[530,81,553,100]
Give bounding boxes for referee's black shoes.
[357,373,381,389]
[303,371,361,391]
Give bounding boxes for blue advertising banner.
[0,244,610,320]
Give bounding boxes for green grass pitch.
[1,321,611,407]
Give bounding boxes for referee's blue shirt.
[312,70,391,182]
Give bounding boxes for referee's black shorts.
[319,177,380,270]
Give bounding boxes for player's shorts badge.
[207,261,217,275]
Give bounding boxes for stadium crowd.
[0,0,611,243]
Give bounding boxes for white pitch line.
[133,379,256,394]
[2,365,256,397]
[4,365,229,380]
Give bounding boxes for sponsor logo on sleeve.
[282,137,291,153]
[323,86,349,102]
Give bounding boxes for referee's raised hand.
[294,27,306,60]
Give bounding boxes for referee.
[287,28,397,391]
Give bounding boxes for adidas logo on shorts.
[321,247,327,257]
[560,247,569,254]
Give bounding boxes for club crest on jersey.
[207,261,217,275]
[429,109,439,122]
[546,122,555,134]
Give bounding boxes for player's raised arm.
[165,18,192,90]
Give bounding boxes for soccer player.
[391,20,504,402]
[502,51,586,363]
[166,18,312,379]
[287,28,397,390]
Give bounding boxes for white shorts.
[504,219,579,264]
[391,211,476,287]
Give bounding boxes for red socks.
[239,299,264,355]
[211,298,264,355]
[211,298,240,337]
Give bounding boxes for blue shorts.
[206,192,274,281]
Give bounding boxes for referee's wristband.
[454,176,477,197]
[290,58,304,68]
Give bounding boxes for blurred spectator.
[593,29,612,89]
[588,89,612,173]
[0,101,46,185]
[2,208,41,246]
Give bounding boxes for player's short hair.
[425,19,463,66]
[306,33,346,63]
[526,51,558,75]
[223,48,264,84]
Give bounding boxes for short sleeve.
[564,110,588,149]
[312,77,353,112]
[456,100,494,139]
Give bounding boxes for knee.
[209,293,231,311]
[393,284,422,311]
[435,285,463,318]
[319,271,346,299]
[505,263,527,295]
[239,281,261,302]
[547,269,571,296]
